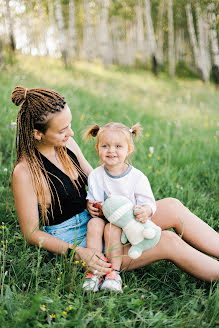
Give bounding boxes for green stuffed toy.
[102,195,161,259]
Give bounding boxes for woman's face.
[40,104,74,147]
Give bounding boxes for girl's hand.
[87,200,103,217]
[75,246,112,275]
[133,205,152,223]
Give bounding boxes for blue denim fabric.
[43,210,91,248]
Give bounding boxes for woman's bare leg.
[121,231,219,282]
[104,223,123,271]
[86,217,105,252]
[152,198,219,258]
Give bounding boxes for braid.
[11,86,86,225]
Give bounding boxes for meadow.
[0,54,219,327]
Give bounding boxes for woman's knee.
[159,230,183,259]
[87,217,105,234]
[163,197,184,210]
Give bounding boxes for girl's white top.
[86,165,156,215]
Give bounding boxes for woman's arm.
[12,162,111,273]
[67,137,93,176]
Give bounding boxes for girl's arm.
[67,137,93,176]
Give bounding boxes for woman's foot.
[100,270,123,293]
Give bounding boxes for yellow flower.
[156,170,161,174]
[1,240,3,243]
[51,313,56,319]
[145,133,150,137]
[157,156,160,160]
[42,304,46,308]
[57,277,60,281]
[80,113,85,121]
[81,262,86,266]
[176,184,180,189]
[69,306,73,310]
[3,244,6,248]
[1,226,5,229]
[60,272,63,274]
[148,153,152,158]
[74,260,80,264]
[148,165,152,169]
[63,311,67,315]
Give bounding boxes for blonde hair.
[84,122,142,161]
[11,86,86,225]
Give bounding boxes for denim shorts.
[43,210,91,248]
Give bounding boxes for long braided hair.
[11,86,86,225]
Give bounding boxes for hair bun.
[11,86,28,106]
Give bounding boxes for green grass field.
[0,54,219,327]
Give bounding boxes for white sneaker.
[82,273,103,292]
[100,271,123,293]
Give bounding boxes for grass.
[0,54,219,327]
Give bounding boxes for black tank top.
[36,148,87,225]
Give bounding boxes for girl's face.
[35,104,74,147]
[95,130,133,169]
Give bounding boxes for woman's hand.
[133,205,152,223]
[87,200,101,217]
[75,246,112,275]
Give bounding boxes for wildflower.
[3,168,8,172]
[1,240,3,243]
[176,184,180,189]
[40,305,46,312]
[148,165,152,169]
[63,311,67,315]
[3,244,6,248]
[149,146,154,154]
[204,173,208,177]
[1,226,5,229]
[74,260,80,264]
[69,306,73,310]
[145,133,150,137]
[156,170,161,174]
[81,262,86,266]
[57,277,60,281]
[80,113,85,121]
[157,156,160,160]
[180,187,183,190]
[60,272,63,274]
[51,313,56,319]
[148,153,152,158]
[7,122,16,130]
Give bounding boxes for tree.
[168,0,175,76]
[208,2,219,86]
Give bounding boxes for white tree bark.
[135,0,145,56]
[82,0,96,60]
[4,0,15,51]
[195,5,210,81]
[186,2,209,82]
[168,0,175,76]
[144,0,157,57]
[98,0,112,67]
[176,28,185,62]
[48,0,60,57]
[156,0,165,64]
[55,0,67,66]
[208,2,219,67]
[68,0,76,60]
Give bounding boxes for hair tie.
[24,88,28,100]
[129,128,133,133]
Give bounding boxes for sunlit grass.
[0,54,218,327]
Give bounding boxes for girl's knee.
[87,217,105,234]
[104,223,121,237]
[164,197,183,209]
[159,230,183,258]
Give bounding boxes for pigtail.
[130,123,143,139]
[83,124,100,141]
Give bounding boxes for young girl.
[83,122,159,292]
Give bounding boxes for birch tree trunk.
[82,0,96,61]
[195,5,210,82]
[55,0,67,66]
[135,0,145,59]
[48,0,60,57]
[68,0,76,60]
[98,0,111,67]
[186,2,209,82]
[144,0,158,75]
[156,0,165,65]
[208,2,219,85]
[168,0,175,76]
[4,0,15,51]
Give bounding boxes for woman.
[11,86,219,282]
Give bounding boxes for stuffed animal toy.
[102,195,161,259]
